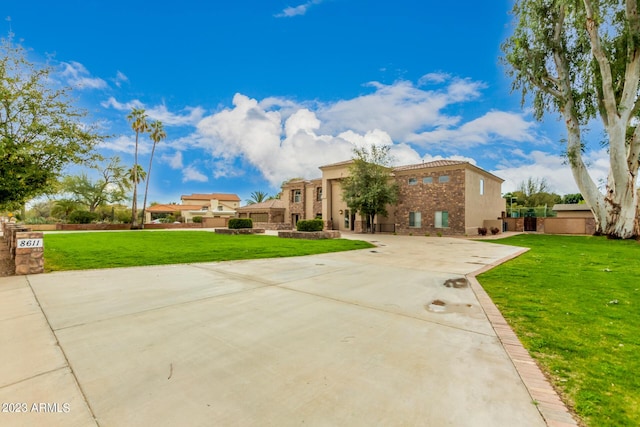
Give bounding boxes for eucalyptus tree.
[502,0,640,238]
[126,108,149,227]
[0,35,100,209]
[141,120,166,226]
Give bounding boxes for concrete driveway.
[1,234,567,426]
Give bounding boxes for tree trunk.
[601,183,639,238]
[140,142,157,230]
[131,132,139,228]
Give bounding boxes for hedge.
[296,218,324,232]
[68,211,99,224]
[228,218,253,229]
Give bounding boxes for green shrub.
[296,218,324,232]
[229,218,253,229]
[192,216,203,223]
[68,211,99,224]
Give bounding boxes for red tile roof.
[392,160,468,172]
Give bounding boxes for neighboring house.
[552,203,594,218]
[281,159,505,235]
[145,193,240,224]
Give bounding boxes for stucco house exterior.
[145,193,240,224]
[281,159,505,235]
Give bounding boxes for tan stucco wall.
[544,217,589,234]
[330,180,350,230]
[556,210,593,218]
[464,169,505,234]
[320,163,352,231]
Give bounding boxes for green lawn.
[43,231,374,271]
[477,234,640,427]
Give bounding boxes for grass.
[43,231,374,271]
[477,234,640,427]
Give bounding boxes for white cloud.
[492,149,610,195]
[161,151,183,169]
[275,0,324,18]
[186,76,545,187]
[409,110,538,147]
[114,71,128,88]
[182,165,208,183]
[146,104,205,126]
[101,97,144,111]
[317,78,484,141]
[101,97,204,126]
[418,72,450,85]
[195,94,355,185]
[60,61,107,90]
[99,135,150,155]
[105,75,546,191]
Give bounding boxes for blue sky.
[4,1,610,205]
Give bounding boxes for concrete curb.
[467,249,580,427]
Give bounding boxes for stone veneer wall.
[395,168,466,235]
[287,182,307,218]
[2,223,44,275]
[278,230,341,239]
[253,222,292,230]
[14,231,44,275]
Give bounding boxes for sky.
[4,0,611,205]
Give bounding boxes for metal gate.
[524,216,537,232]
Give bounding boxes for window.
[293,189,301,203]
[423,177,433,184]
[408,178,417,185]
[439,175,449,183]
[409,212,422,228]
[316,187,322,201]
[435,211,449,228]
[201,206,208,211]
[344,209,350,228]
[479,179,484,195]
[217,206,224,211]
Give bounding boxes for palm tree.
[128,165,147,185]
[126,108,149,228]
[127,165,146,224]
[141,120,166,227]
[52,199,79,221]
[246,190,269,205]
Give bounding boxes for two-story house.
[280,159,505,235]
